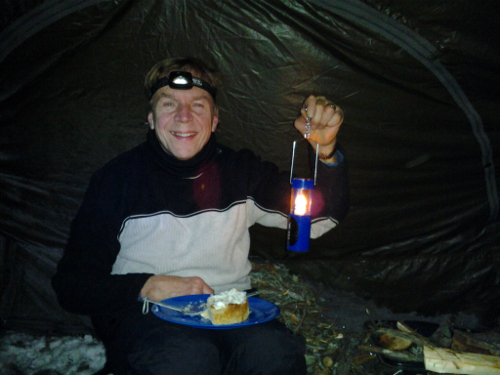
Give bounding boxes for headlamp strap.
[148,71,216,100]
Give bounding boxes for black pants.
[95,307,307,375]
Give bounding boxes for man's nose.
[175,103,193,122]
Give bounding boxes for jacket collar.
[147,130,219,178]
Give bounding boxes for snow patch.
[0,331,106,375]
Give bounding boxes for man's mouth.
[171,131,196,138]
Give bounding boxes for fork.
[141,290,260,315]
[142,297,206,316]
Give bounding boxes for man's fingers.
[313,103,343,128]
[141,275,213,300]
[202,284,215,295]
[325,103,344,125]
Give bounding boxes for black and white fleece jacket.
[52,131,349,317]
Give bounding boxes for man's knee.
[108,316,221,375]
[223,320,307,374]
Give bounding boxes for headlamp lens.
[169,71,193,89]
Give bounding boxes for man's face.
[148,83,218,160]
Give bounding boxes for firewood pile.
[250,260,500,375]
[359,321,500,374]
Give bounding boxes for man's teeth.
[172,132,196,138]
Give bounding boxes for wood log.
[397,321,435,348]
[424,345,500,374]
[452,329,500,356]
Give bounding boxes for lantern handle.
[289,139,319,186]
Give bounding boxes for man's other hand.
[140,275,214,301]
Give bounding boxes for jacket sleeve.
[52,170,152,316]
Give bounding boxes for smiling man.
[52,57,349,375]
[147,71,219,160]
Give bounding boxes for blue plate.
[151,294,280,329]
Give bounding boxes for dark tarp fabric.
[0,0,498,333]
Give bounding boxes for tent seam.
[0,0,111,63]
[310,0,498,221]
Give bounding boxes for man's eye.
[161,101,175,108]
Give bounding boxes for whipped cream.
[207,288,247,310]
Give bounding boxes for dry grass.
[250,261,370,375]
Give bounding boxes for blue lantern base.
[287,214,311,252]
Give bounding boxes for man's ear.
[211,108,219,132]
[147,112,154,130]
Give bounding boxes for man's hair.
[144,57,221,105]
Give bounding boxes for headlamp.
[148,71,217,100]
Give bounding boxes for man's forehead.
[153,87,215,109]
[157,86,213,101]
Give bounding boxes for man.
[52,57,349,374]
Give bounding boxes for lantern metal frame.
[289,139,319,185]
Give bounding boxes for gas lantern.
[287,140,319,252]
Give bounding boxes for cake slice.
[202,288,250,325]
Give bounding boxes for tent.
[1,0,498,335]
